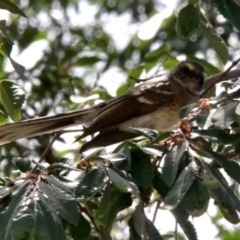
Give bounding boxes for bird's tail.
[0,106,101,145]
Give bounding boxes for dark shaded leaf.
[69,213,91,240]
[164,161,199,209]
[107,167,139,196]
[0,0,27,17]
[38,194,67,240]
[171,204,198,240]
[162,142,187,187]
[153,171,198,240]
[129,148,154,188]
[145,216,164,240]
[12,157,31,173]
[183,179,209,217]
[0,37,12,58]
[129,202,143,239]
[0,180,30,240]
[97,183,132,239]
[153,171,170,197]
[75,168,105,198]
[45,175,74,195]
[37,182,79,226]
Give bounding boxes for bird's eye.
[182,66,190,75]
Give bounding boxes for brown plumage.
[0,61,205,152]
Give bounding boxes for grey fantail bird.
[0,61,205,152]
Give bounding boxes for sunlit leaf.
[199,15,229,64]
[0,80,25,121]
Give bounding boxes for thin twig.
[174,220,178,240]
[78,203,101,234]
[152,200,161,224]
[31,133,60,173]
[201,58,240,97]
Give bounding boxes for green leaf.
[116,66,144,97]
[0,0,27,17]
[12,157,31,173]
[196,109,212,129]
[128,202,143,239]
[176,4,200,40]
[11,198,66,240]
[179,103,196,119]
[45,175,74,195]
[129,148,154,188]
[69,213,91,240]
[171,204,198,240]
[199,15,229,64]
[162,142,187,187]
[190,57,221,75]
[149,131,172,145]
[153,171,170,197]
[116,78,135,97]
[0,180,30,240]
[107,167,139,196]
[145,216,164,240]
[75,168,105,198]
[37,182,79,226]
[0,20,14,44]
[164,161,199,209]
[10,58,25,75]
[38,194,67,240]
[202,162,240,224]
[194,129,236,144]
[97,183,132,238]
[74,56,102,66]
[47,162,79,172]
[213,0,240,31]
[211,102,239,128]
[201,147,240,184]
[0,37,12,58]
[131,127,159,140]
[144,44,170,72]
[183,179,209,217]
[129,202,164,240]
[0,80,25,121]
[0,107,8,125]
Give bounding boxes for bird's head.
[170,60,205,94]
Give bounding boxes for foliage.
[0,0,240,239]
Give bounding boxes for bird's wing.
[81,76,175,137]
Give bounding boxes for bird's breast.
[118,105,180,132]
